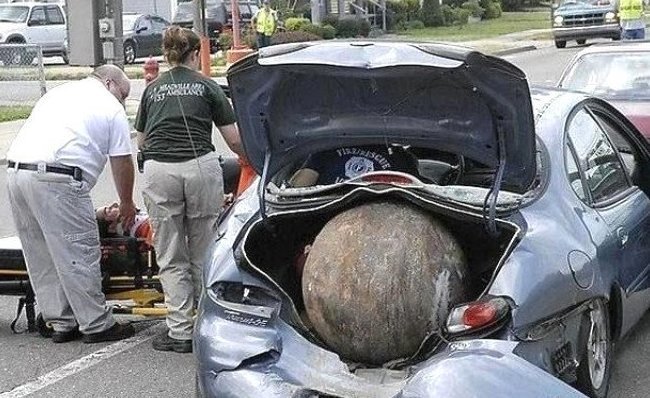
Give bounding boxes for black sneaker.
[152,332,192,353]
[52,328,81,343]
[82,322,135,344]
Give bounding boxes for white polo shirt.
[7,77,132,188]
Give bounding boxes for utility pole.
[225,0,254,64]
[98,0,124,69]
[193,0,211,76]
[231,0,241,50]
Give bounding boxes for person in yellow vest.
[619,0,646,40]
[252,0,278,48]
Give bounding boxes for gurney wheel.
[36,313,53,338]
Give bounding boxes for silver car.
[195,41,650,398]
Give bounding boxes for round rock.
[302,201,468,365]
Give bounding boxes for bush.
[442,0,464,7]
[358,18,371,37]
[336,17,358,37]
[406,19,425,29]
[218,32,233,51]
[285,17,311,31]
[270,31,322,45]
[300,23,325,37]
[453,7,471,24]
[321,24,337,39]
[500,0,523,11]
[335,17,370,37]
[386,0,421,29]
[294,3,312,19]
[322,14,340,29]
[242,26,258,49]
[440,4,455,25]
[392,20,407,30]
[461,0,485,18]
[419,0,445,27]
[483,0,502,18]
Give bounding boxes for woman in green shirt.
[135,26,245,353]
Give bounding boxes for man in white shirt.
[6,65,137,344]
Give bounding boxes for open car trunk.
[240,191,520,366]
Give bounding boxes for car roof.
[1,2,61,7]
[574,41,650,55]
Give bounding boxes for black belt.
[7,161,83,182]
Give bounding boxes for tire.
[577,39,587,45]
[555,40,567,49]
[575,299,612,398]
[123,41,136,64]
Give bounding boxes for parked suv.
[551,0,621,48]
[172,0,259,51]
[0,2,66,65]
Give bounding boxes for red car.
[558,41,650,139]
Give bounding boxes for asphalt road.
[1,43,650,397]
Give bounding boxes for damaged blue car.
[194,41,650,398]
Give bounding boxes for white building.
[122,0,178,21]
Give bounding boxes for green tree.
[419,0,445,26]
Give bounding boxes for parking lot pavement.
[0,295,196,398]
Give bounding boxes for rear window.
[0,6,29,23]
[45,6,64,25]
[561,52,650,100]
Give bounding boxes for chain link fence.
[0,44,46,106]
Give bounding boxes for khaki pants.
[6,168,115,334]
[143,152,223,340]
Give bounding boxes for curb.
[493,45,537,57]
[0,132,138,167]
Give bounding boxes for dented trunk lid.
[226,41,537,194]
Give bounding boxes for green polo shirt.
[135,66,236,163]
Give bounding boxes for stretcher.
[0,156,246,335]
[0,235,164,335]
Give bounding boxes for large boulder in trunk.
[302,201,468,365]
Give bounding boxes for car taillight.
[446,296,510,335]
[358,172,417,185]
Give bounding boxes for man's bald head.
[91,64,130,105]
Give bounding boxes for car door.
[44,5,65,52]
[566,107,650,311]
[150,17,169,56]
[134,16,154,58]
[24,6,48,47]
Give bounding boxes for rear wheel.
[555,40,567,49]
[577,39,587,45]
[123,41,136,64]
[575,299,612,398]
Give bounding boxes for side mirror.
[27,19,44,27]
[136,26,149,34]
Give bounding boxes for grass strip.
[398,11,551,41]
[0,105,32,122]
